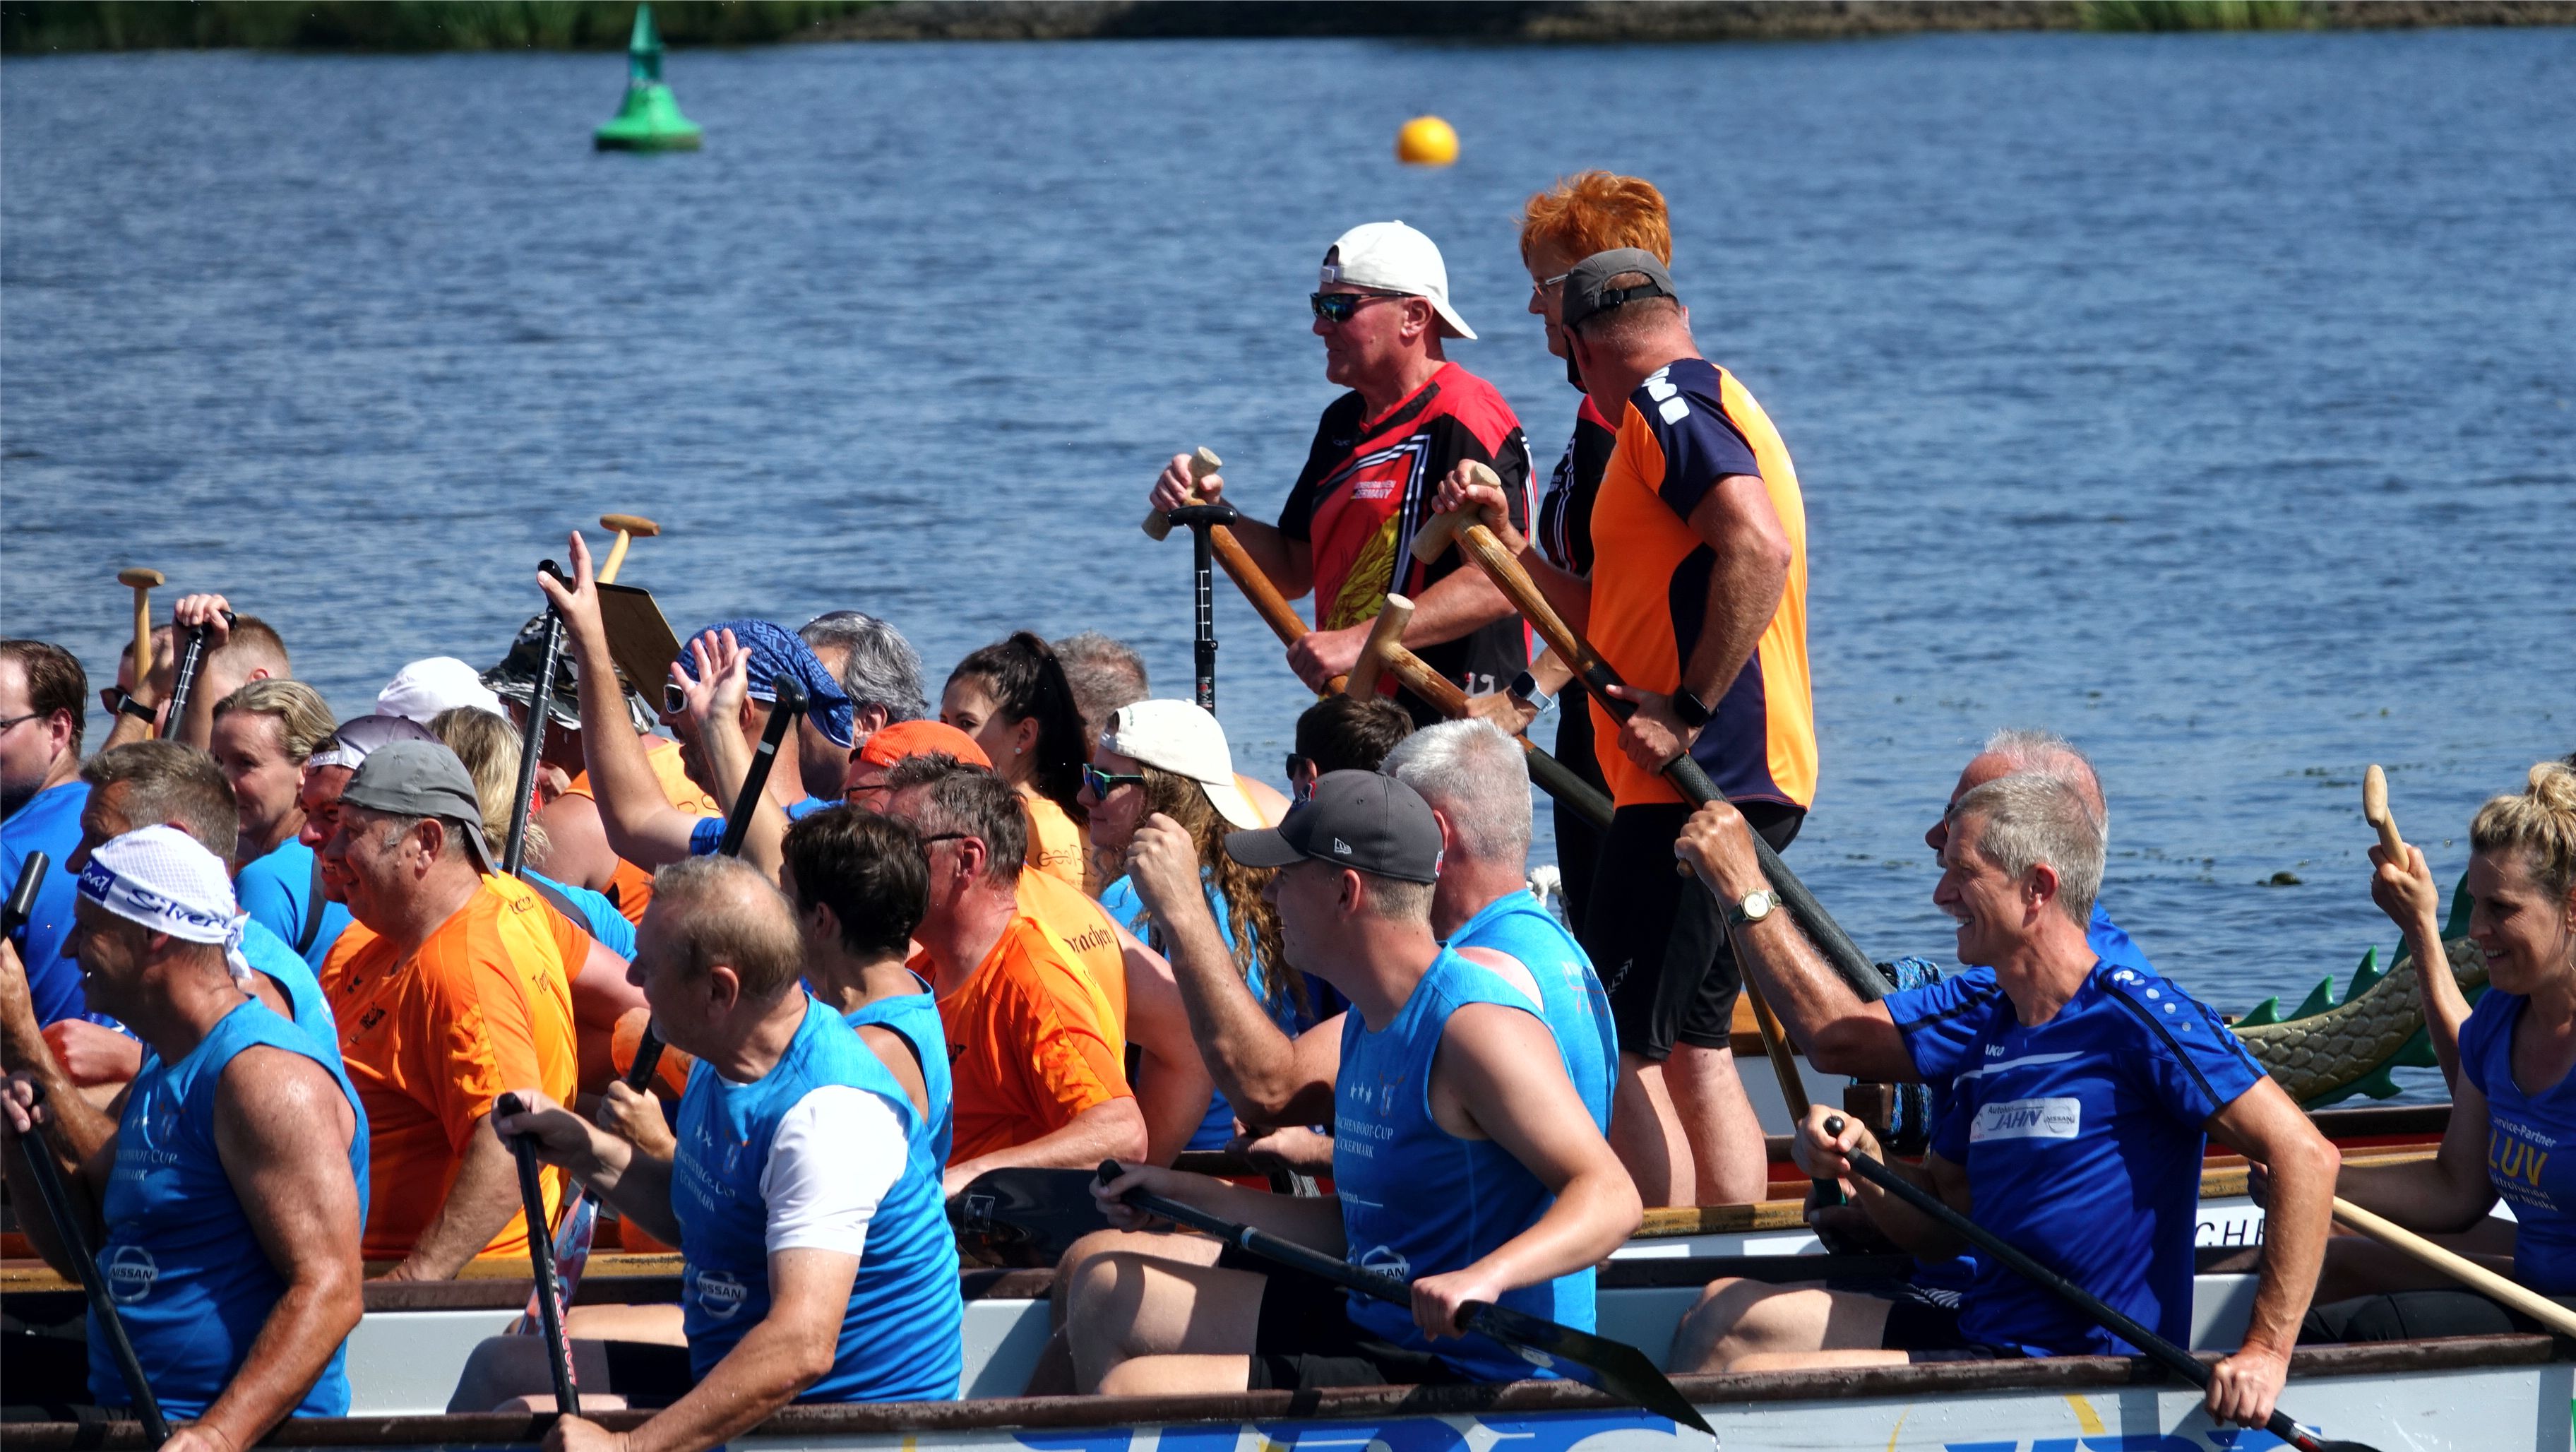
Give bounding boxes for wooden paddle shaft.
[1741,976,1808,1118]
[117,567,163,684]
[1373,639,1614,831]
[2363,763,2407,861]
[1205,524,1350,694]
[1142,447,1224,541]
[596,513,661,586]
[1346,593,1415,700]
[2330,1196,2576,1338]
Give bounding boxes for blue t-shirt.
[3,780,93,1025]
[1886,954,2262,1357]
[1335,949,1593,1382]
[527,870,636,960]
[96,999,368,1417]
[675,995,960,1402]
[1448,888,1616,1133]
[2459,992,2576,1293]
[234,838,353,975]
[1099,873,1335,1150]
[687,797,835,858]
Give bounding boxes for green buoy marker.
[594,4,701,153]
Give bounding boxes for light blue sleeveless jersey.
[842,972,953,1170]
[674,995,961,1402]
[239,917,344,1071]
[1447,890,1615,1132]
[94,999,369,1417]
[1333,949,1592,1382]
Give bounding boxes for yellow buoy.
[1395,115,1458,167]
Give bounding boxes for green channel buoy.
[594,4,700,153]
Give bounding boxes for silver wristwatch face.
[1739,889,1777,922]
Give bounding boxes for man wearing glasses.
[1144,221,1534,723]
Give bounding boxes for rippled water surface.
[5,29,2570,1098]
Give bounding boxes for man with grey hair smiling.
[1668,766,2338,1432]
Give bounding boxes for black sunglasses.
[1308,290,1404,325]
[1082,763,1147,798]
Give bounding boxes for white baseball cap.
[1320,220,1476,341]
[378,657,506,724]
[1100,700,1263,831]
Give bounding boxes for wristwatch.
[1671,686,1715,730]
[109,689,156,722]
[1507,670,1554,713]
[1729,888,1782,927]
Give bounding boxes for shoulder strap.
[297,849,327,955]
[524,874,588,936]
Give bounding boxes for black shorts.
[600,1340,698,1410]
[1217,1245,1463,1391]
[2300,1289,2544,1343]
[1869,1293,2026,1364]
[1582,800,1802,1061]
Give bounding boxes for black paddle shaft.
[1820,1118,2375,1452]
[4,851,47,939]
[716,674,806,858]
[155,609,235,742]
[18,1083,170,1444]
[1169,503,1237,713]
[496,1093,580,1416]
[1097,1163,1712,1436]
[504,561,572,879]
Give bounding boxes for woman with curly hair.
[942,631,1090,888]
[1082,699,1332,1150]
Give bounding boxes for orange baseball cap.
[855,719,991,771]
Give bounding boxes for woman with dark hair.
[942,631,1090,888]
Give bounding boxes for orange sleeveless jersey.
[1587,358,1815,811]
[323,873,583,1261]
[565,737,720,924]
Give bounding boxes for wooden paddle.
[1412,470,1884,1006]
[595,513,661,586]
[2362,763,2407,862]
[1823,1117,2380,1452]
[1141,447,1224,541]
[2329,1196,2576,1338]
[1097,1162,1713,1434]
[116,568,163,687]
[1344,593,1415,700]
[494,1093,579,1415]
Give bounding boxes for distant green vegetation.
[2080,0,2320,30]
[0,1,878,53]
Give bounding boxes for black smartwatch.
[111,690,156,722]
[1670,686,1715,730]
[1507,670,1554,713]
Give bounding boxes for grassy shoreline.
[4,0,2569,54]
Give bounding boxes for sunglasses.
[1308,290,1405,326]
[1082,763,1147,798]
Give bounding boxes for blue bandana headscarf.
[684,618,854,749]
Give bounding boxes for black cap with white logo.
[1224,770,1443,885]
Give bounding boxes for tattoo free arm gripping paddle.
[1097,1163,1712,1436]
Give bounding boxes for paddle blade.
[1469,1301,1712,1436]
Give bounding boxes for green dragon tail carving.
[2234,876,2483,1107]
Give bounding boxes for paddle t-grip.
[1345,594,1415,700]
[2362,764,2406,861]
[4,852,47,938]
[117,568,165,687]
[1143,447,1224,541]
[597,513,661,586]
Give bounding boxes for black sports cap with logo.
[1224,769,1443,884]
[1558,247,1679,334]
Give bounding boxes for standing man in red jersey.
[1144,222,1534,720]
[1437,249,1816,1208]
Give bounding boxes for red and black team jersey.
[1277,362,1534,721]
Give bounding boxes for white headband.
[78,825,254,984]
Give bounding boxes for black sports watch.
[110,689,156,722]
[1507,670,1554,713]
[1670,686,1715,730]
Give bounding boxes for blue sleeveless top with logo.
[842,974,953,1171]
[95,999,369,1417]
[675,995,961,1401]
[239,917,343,1071]
[1448,890,1616,1132]
[2458,991,2576,1292]
[1333,949,1593,1382]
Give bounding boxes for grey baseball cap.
[338,739,499,874]
[1560,247,1678,335]
[1226,770,1443,885]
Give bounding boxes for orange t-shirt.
[939,910,1132,1165]
[566,737,721,924]
[1020,791,1087,890]
[328,874,583,1261]
[1013,868,1125,1041]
